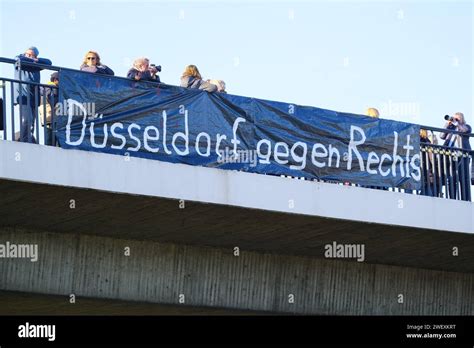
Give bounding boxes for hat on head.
[27,46,39,57]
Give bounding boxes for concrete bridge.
[0,140,472,315]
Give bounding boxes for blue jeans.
[44,126,54,146]
[18,98,37,143]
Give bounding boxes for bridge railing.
[0,57,472,201]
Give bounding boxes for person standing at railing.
[440,112,472,201]
[180,65,217,92]
[39,72,59,146]
[127,58,159,82]
[441,112,472,149]
[80,51,114,75]
[14,46,52,143]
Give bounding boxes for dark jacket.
[14,54,52,104]
[40,81,59,108]
[127,68,160,82]
[420,136,431,144]
[80,64,114,76]
[441,123,472,150]
[180,76,217,92]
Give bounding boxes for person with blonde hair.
[209,79,227,93]
[127,57,159,82]
[441,112,471,149]
[180,65,217,92]
[80,51,114,75]
[366,107,379,118]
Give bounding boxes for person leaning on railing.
[180,65,217,93]
[14,46,52,143]
[80,51,114,75]
[127,57,159,82]
[440,112,472,201]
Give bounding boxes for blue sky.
[0,0,472,128]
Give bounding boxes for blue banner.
[56,70,421,189]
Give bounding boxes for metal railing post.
[1,81,6,140]
[0,56,473,201]
[10,82,15,141]
[34,85,40,144]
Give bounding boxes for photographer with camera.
[127,58,161,82]
[440,112,472,201]
[441,113,471,149]
[149,64,161,83]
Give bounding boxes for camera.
[444,115,458,126]
[149,64,162,72]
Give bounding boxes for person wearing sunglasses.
[14,46,52,143]
[80,51,114,76]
